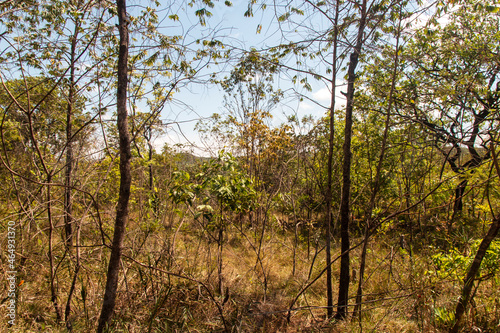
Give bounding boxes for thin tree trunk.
[353,7,402,320]
[453,179,467,214]
[451,145,500,333]
[335,0,367,320]
[448,179,468,233]
[64,20,79,249]
[65,225,81,331]
[97,0,131,331]
[325,0,340,319]
[218,204,224,295]
[148,139,153,191]
[450,216,500,333]
[48,175,63,322]
[146,129,158,215]
[218,227,224,295]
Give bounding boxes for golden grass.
[3,218,500,332]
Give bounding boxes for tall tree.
[263,0,408,319]
[97,0,131,331]
[351,1,406,320]
[324,0,340,318]
[398,0,499,232]
[0,1,115,327]
[335,0,368,319]
[0,77,69,322]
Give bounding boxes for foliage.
[431,239,500,280]
[169,151,257,220]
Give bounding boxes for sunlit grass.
[5,215,500,332]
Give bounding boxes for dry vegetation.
[3,210,500,332]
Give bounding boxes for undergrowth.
[2,218,500,333]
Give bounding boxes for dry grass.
[3,217,500,333]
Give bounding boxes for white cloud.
[312,87,331,102]
[311,80,347,107]
[298,102,313,111]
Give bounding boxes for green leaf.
[196,204,213,212]
[195,8,212,26]
[244,8,253,17]
[278,13,290,22]
[485,5,499,13]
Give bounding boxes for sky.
[148,0,345,155]
[151,0,444,156]
[0,0,447,157]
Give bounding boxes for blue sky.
[149,0,343,155]
[133,0,442,155]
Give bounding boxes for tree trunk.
[65,226,81,331]
[448,178,467,234]
[97,0,131,331]
[453,179,467,214]
[146,129,158,215]
[64,21,79,249]
[48,175,63,322]
[353,6,402,320]
[335,0,367,320]
[451,145,500,332]
[450,216,500,333]
[325,0,340,319]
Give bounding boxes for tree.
[97,0,130,331]
[96,0,235,329]
[351,1,406,319]
[357,0,500,329]
[0,75,92,324]
[398,0,499,233]
[0,1,115,328]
